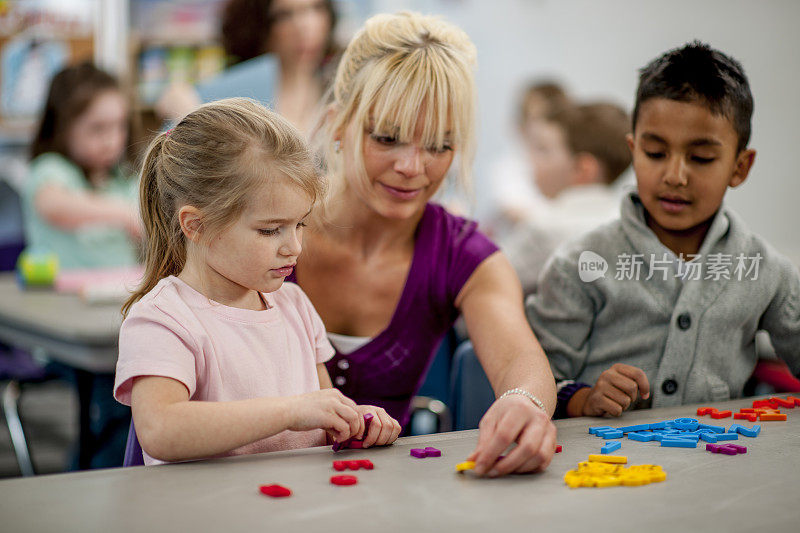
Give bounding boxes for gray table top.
[0,397,797,532]
[0,274,121,371]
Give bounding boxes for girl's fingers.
[331,389,358,410]
[334,403,361,440]
[375,410,396,446]
[327,417,351,443]
[390,417,402,443]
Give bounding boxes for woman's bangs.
[365,53,460,150]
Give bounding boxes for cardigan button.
[337,359,350,370]
[334,376,346,386]
[676,313,692,330]
[662,379,678,395]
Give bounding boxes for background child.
[526,42,800,418]
[114,98,400,465]
[22,62,140,469]
[24,62,141,270]
[502,101,632,295]
[484,80,571,237]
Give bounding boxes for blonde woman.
[114,98,400,465]
[289,12,558,476]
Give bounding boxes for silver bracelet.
[499,387,547,413]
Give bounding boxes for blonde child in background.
[502,102,632,295]
[24,62,140,270]
[115,98,400,465]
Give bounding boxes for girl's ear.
[178,205,204,242]
[730,148,756,189]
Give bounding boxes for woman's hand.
[285,388,363,444]
[354,405,402,447]
[467,394,557,477]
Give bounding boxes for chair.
[0,178,24,270]
[0,178,41,476]
[123,419,144,467]
[407,329,456,435]
[1,379,34,476]
[744,331,800,396]
[449,341,495,430]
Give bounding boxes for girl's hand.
[354,405,401,447]
[285,388,363,444]
[572,363,651,417]
[467,394,557,477]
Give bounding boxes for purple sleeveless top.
[288,203,498,428]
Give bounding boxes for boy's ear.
[625,132,635,154]
[178,205,204,242]
[729,148,756,188]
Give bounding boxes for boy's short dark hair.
[548,102,632,184]
[632,41,753,152]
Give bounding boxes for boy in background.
[503,101,631,295]
[526,42,800,418]
[485,81,570,236]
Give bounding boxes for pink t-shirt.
[114,276,334,465]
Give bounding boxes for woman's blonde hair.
[318,11,477,200]
[123,97,323,316]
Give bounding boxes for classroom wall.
[378,0,800,262]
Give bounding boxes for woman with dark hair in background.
[157,0,337,136]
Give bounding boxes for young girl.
[24,62,140,270]
[114,98,400,465]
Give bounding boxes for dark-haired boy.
[526,42,800,418]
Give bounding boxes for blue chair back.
[449,341,495,430]
[0,179,24,271]
[123,419,144,466]
[416,328,456,405]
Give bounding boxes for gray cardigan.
[526,192,800,408]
